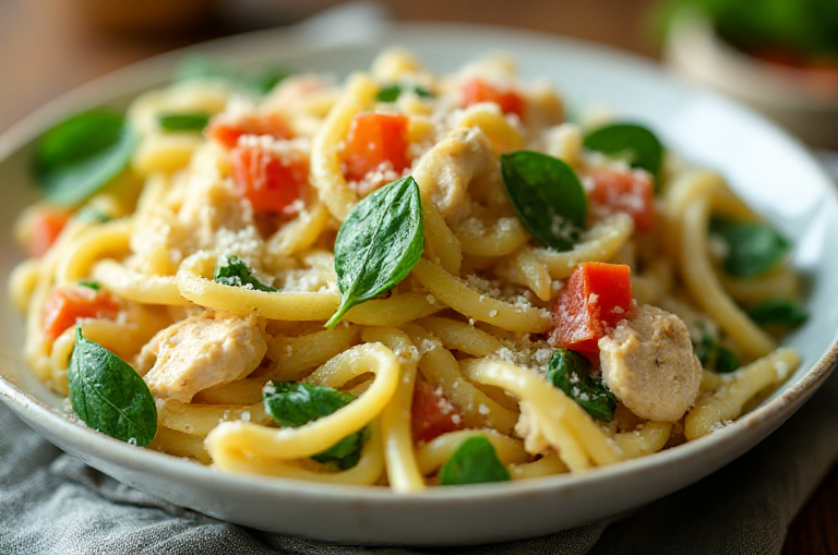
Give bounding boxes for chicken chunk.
[598,305,701,422]
[136,312,267,403]
[412,127,497,223]
[514,401,552,455]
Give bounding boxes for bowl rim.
[1,19,837,504]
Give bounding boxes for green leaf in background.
[176,55,290,95]
[214,255,277,292]
[263,381,366,470]
[546,348,617,421]
[748,298,808,328]
[74,206,113,224]
[583,123,664,187]
[658,0,838,60]
[78,280,100,291]
[709,218,790,277]
[714,345,741,373]
[376,84,434,103]
[325,176,424,329]
[691,322,740,373]
[157,112,211,132]
[439,435,511,486]
[240,69,292,96]
[500,151,588,252]
[34,109,137,206]
[68,328,157,446]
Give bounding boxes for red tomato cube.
[588,167,655,232]
[550,262,633,354]
[231,144,308,215]
[341,113,410,183]
[462,78,525,119]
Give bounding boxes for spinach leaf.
[68,328,157,446]
[78,280,100,291]
[176,55,290,95]
[715,345,741,374]
[326,176,424,329]
[176,55,228,82]
[692,323,740,373]
[157,112,211,132]
[214,255,276,292]
[439,435,511,486]
[74,206,113,224]
[263,381,365,470]
[376,84,434,103]
[748,298,808,328]
[500,151,588,252]
[240,69,291,96]
[547,348,616,421]
[583,123,664,187]
[312,429,368,470]
[263,381,356,427]
[709,218,790,277]
[34,110,137,206]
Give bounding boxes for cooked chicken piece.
[514,401,551,455]
[136,312,267,403]
[523,82,565,136]
[412,127,498,223]
[177,165,251,249]
[598,305,702,422]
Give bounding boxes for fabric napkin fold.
[0,373,836,555]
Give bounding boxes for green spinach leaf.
[176,55,290,95]
[74,206,113,224]
[326,176,424,329]
[715,345,741,374]
[583,123,664,187]
[709,218,790,277]
[214,255,276,292]
[263,381,356,427]
[34,110,137,206]
[748,298,808,328]
[376,84,434,103]
[692,323,740,373]
[547,348,616,420]
[157,112,211,132]
[263,381,365,470]
[68,328,157,446]
[439,435,511,486]
[78,280,100,291]
[500,151,588,252]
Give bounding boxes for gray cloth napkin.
[0,373,836,555]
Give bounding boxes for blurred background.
[0,0,836,551]
[2,0,836,144]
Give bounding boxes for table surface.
[1,0,836,552]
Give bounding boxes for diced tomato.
[43,286,121,342]
[206,113,292,150]
[587,167,655,232]
[411,380,464,444]
[462,78,525,119]
[550,262,633,355]
[341,113,410,183]
[231,145,308,214]
[27,207,71,258]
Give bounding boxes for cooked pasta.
[8,49,805,490]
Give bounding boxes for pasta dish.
[8,49,806,491]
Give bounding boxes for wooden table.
[1,0,835,551]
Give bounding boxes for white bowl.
[1,21,837,546]
[665,11,838,149]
